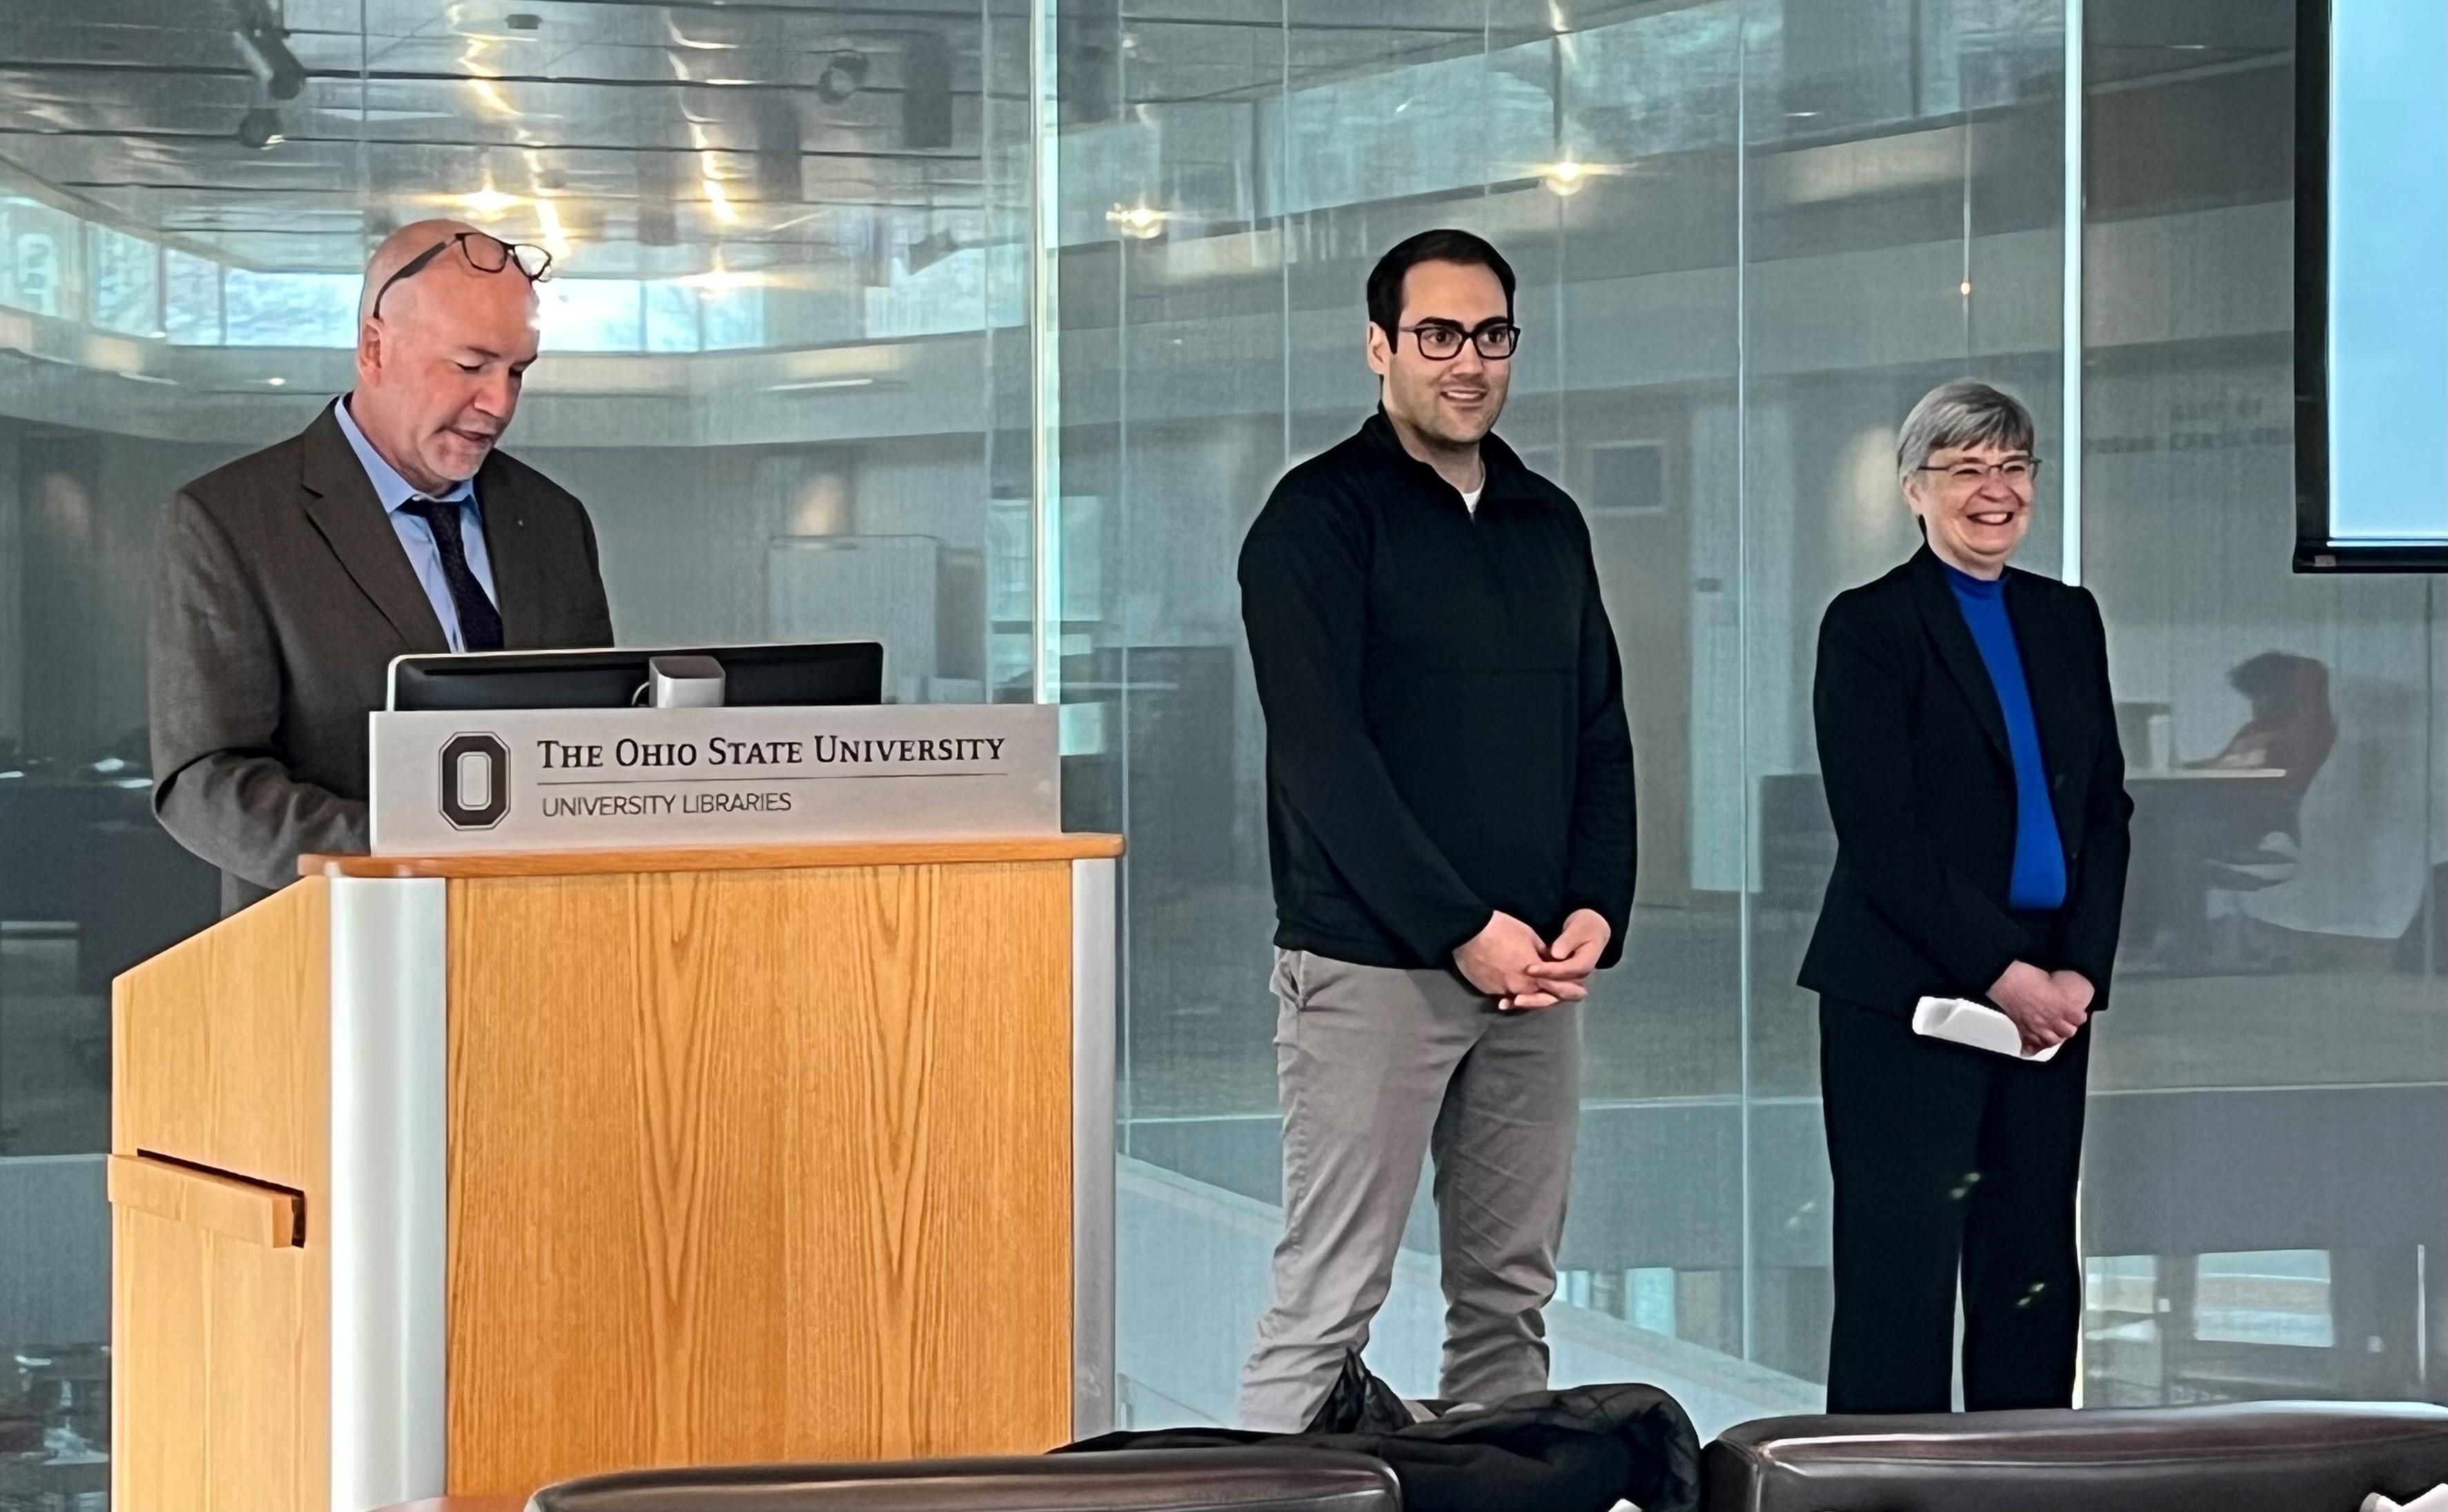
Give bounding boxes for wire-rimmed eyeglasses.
[1915,456,2043,488]
[369,232,555,320]
[1398,320,1522,361]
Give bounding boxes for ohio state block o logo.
[438,733,510,830]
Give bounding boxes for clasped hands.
[1453,909,1610,1011]
[1986,960,2094,1054]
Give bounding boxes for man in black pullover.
[1235,230,1638,1428]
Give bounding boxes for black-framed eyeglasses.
[369,232,555,320]
[1916,456,2043,487]
[1399,320,1522,361]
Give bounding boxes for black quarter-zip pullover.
[1238,409,1637,971]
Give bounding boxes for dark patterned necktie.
[400,496,503,652]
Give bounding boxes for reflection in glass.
[2193,1252,2335,1349]
[164,251,223,347]
[222,270,358,347]
[0,199,78,317]
[538,280,646,353]
[645,282,699,354]
[700,284,766,351]
[87,226,159,338]
[1077,0,2440,1439]
[2080,0,2447,1413]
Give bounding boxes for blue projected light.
[2309,0,2448,563]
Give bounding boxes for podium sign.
[370,702,1057,854]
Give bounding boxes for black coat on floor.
[1059,1375,1701,1512]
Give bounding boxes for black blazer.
[1799,546,2133,1016]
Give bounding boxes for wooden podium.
[109,835,1121,1512]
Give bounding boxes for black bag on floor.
[1059,1363,1700,1512]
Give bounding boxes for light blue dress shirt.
[332,396,498,652]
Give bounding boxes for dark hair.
[1366,229,1516,339]
[2229,650,2329,711]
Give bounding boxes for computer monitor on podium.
[387,641,885,713]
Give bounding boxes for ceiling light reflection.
[534,197,572,261]
[1106,202,1168,240]
[663,17,738,49]
[456,183,519,220]
[1539,159,1593,196]
[682,262,755,293]
[466,77,514,118]
[461,31,515,121]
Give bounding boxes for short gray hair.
[1897,380,2036,481]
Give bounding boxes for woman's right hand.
[1987,960,2088,1052]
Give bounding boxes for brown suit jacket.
[149,403,615,912]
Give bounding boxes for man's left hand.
[1511,909,1610,1009]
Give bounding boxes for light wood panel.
[113,878,331,1192]
[308,833,1123,880]
[443,861,1076,1495]
[112,879,331,1512]
[109,1154,303,1249]
[111,1209,325,1512]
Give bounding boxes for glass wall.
[2077,0,2447,1406]
[1061,0,2077,1429]
[1054,0,2441,1433]
[0,1,1037,1498]
[0,0,2438,1493]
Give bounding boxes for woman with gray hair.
[1800,379,2133,1413]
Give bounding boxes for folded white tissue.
[2363,1486,2448,1512]
[1911,996,2063,1063]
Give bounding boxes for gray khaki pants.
[1236,948,1581,1431]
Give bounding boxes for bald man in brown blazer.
[149,220,615,912]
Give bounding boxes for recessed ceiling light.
[266,376,287,386]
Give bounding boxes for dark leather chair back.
[1704,1402,2448,1512]
[528,1449,1400,1512]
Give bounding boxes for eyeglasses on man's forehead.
[369,231,555,321]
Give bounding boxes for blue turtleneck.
[1944,563,2068,911]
